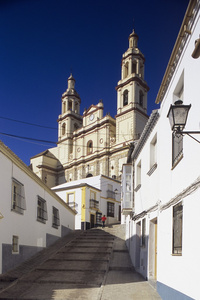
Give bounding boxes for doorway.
[149,218,157,280]
[90,214,95,228]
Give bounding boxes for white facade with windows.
[0,140,75,274]
[52,175,121,230]
[122,1,200,300]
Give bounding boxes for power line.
[0,116,57,130]
[0,132,56,145]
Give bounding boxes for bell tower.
[57,74,82,154]
[116,29,149,144]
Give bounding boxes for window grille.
[173,202,183,255]
[52,207,60,228]
[12,235,19,253]
[11,178,26,214]
[107,202,114,217]
[90,199,99,209]
[37,196,48,223]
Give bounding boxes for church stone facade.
[30,29,149,188]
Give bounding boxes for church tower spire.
[115,29,149,144]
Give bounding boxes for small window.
[107,184,115,199]
[173,71,184,103]
[172,133,183,167]
[135,161,141,190]
[37,196,48,223]
[139,90,144,107]
[63,101,66,113]
[11,178,26,214]
[62,123,66,135]
[173,202,183,255]
[67,193,75,209]
[123,90,128,106]
[148,134,157,176]
[12,235,19,253]
[124,62,129,78]
[87,140,93,155]
[74,123,79,130]
[132,61,137,74]
[52,207,60,229]
[107,202,114,217]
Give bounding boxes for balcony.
[107,190,116,200]
[90,199,99,209]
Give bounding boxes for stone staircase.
[0,224,161,300]
[0,226,120,299]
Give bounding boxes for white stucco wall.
[0,143,75,274]
[124,4,200,300]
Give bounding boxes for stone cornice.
[115,107,148,119]
[116,76,149,91]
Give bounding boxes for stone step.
[19,269,105,286]
[53,252,111,260]
[36,260,108,271]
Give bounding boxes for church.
[30,29,149,188]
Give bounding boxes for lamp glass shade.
[167,103,191,131]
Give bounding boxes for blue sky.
[0,0,189,165]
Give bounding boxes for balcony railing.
[107,190,116,200]
[90,199,99,209]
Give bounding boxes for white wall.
[0,143,75,274]
[124,4,200,299]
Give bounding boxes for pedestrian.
[101,215,107,227]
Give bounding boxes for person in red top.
[101,215,107,227]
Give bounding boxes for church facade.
[31,30,149,188]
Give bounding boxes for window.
[62,123,66,135]
[63,101,66,113]
[67,193,75,209]
[132,61,137,74]
[148,134,157,176]
[173,71,184,103]
[135,161,141,191]
[139,90,144,107]
[52,207,60,229]
[11,178,26,214]
[87,140,93,155]
[107,202,114,217]
[37,196,48,223]
[124,62,129,78]
[107,184,115,200]
[172,133,183,167]
[12,235,19,253]
[142,218,146,247]
[90,199,99,209]
[123,90,128,106]
[74,123,79,130]
[173,202,183,255]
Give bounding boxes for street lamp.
[167,100,200,143]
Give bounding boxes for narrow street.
[0,225,161,300]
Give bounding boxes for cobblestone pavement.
[0,225,161,300]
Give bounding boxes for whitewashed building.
[0,140,76,274]
[52,175,121,230]
[122,1,200,299]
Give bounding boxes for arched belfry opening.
[123,90,128,106]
